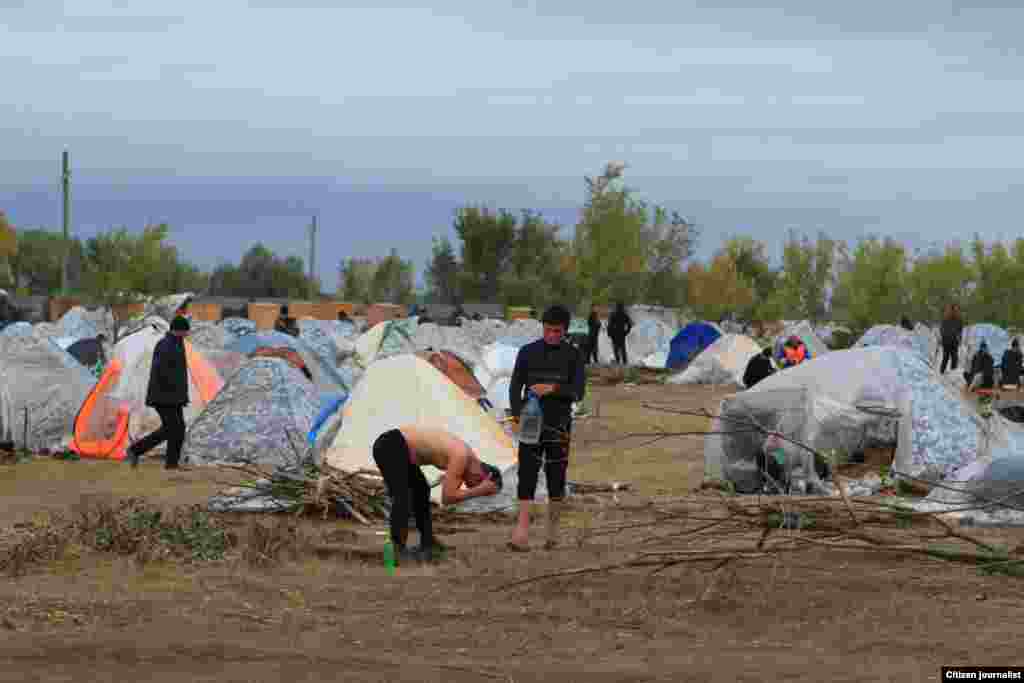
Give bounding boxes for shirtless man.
[371,425,503,564]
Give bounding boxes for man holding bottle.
[507,305,586,551]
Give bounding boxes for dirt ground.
[2,382,1024,682]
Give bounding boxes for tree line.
[2,164,1023,334]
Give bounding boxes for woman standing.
[939,303,964,374]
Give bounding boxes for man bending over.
[372,425,502,564]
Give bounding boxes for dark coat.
[966,350,995,389]
[587,314,601,339]
[940,317,964,345]
[607,310,632,340]
[1001,349,1023,386]
[145,333,190,407]
[743,353,776,389]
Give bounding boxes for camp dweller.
[900,316,913,331]
[337,310,351,323]
[371,425,502,564]
[939,303,964,374]
[274,305,299,337]
[128,316,191,469]
[508,304,585,551]
[586,308,601,364]
[607,303,633,365]
[743,347,776,389]
[964,340,995,391]
[1000,339,1023,390]
[778,336,811,368]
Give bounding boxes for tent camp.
[666,322,722,369]
[70,326,242,460]
[182,357,322,467]
[323,354,518,504]
[667,334,761,387]
[704,347,984,494]
[0,336,97,451]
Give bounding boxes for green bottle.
[383,541,396,575]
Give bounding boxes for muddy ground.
[1,382,1023,682]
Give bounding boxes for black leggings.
[940,342,959,374]
[517,422,571,501]
[611,338,628,365]
[131,404,186,467]
[586,336,599,363]
[372,429,433,549]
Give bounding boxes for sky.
[2,0,1023,291]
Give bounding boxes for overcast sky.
[2,0,1023,290]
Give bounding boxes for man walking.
[607,302,632,365]
[128,316,191,469]
[508,305,585,551]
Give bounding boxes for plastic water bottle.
[383,540,396,576]
[519,391,543,445]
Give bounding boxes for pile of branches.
[501,490,1024,590]
[218,461,391,524]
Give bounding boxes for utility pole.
[308,215,317,300]
[60,149,71,294]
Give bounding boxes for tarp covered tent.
[704,347,984,493]
[0,336,97,451]
[771,321,830,362]
[667,334,761,387]
[666,321,722,370]
[226,331,350,399]
[353,318,418,367]
[0,322,33,338]
[222,317,257,339]
[853,324,935,364]
[66,337,106,372]
[182,357,322,467]
[298,319,359,368]
[324,354,518,505]
[56,306,110,340]
[413,322,487,369]
[70,326,242,460]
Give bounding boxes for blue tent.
[666,322,721,369]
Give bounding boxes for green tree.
[0,211,16,288]
[686,253,755,322]
[501,211,569,309]
[904,244,973,326]
[453,206,517,302]
[370,248,415,304]
[760,230,836,323]
[9,228,84,295]
[572,162,648,305]
[966,235,1022,328]
[643,209,699,309]
[338,257,377,304]
[209,244,314,298]
[831,236,908,331]
[424,236,460,304]
[718,236,776,319]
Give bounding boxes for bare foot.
[509,527,529,550]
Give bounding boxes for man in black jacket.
[507,305,585,551]
[964,340,995,391]
[1001,339,1023,390]
[743,347,776,389]
[607,303,632,365]
[128,316,191,469]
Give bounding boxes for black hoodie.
[508,339,585,426]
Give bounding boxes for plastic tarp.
[0,322,33,338]
[412,322,486,369]
[308,393,348,445]
[772,321,830,362]
[70,327,239,460]
[183,357,321,467]
[324,354,518,506]
[0,336,97,450]
[222,317,257,339]
[704,347,984,493]
[666,322,722,369]
[667,334,761,387]
[353,318,418,367]
[298,319,358,368]
[853,324,934,364]
[57,306,106,340]
[226,331,350,397]
[188,322,232,351]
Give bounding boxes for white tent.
[324,354,518,504]
[667,334,762,387]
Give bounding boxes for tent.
[666,322,722,370]
[704,347,984,494]
[182,357,322,467]
[226,331,350,397]
[413,322,487,369]
[66,337,106,373]
[70,326,241,460]
[853,324,934,364]
[771,321,830,362]
[667,334,761,387]
[353,318,418,367]
[323,354,518,505]
[415,349,487,403]
[0,336,97,451]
